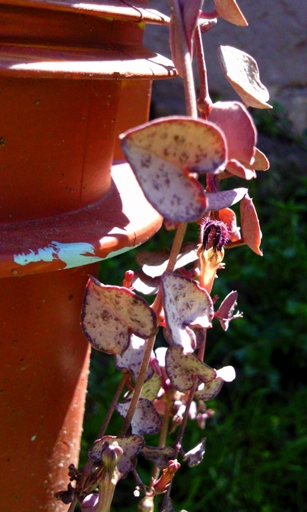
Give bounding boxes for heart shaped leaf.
[194,378,224,400]
[120,117,227,222]
[183,438,206,467]
[141,445,176,469]
[214,0,248,26]
[161,273,214,354]
[240,193,263,255]
[88,435,144,478]
[116,398,162,436]
[115,334,154,382]
[165,346,216,392]
[215,291,243,330]
[218,45,272,109]
[208,101,256,164]
[81,276,157,355]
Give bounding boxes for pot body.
[0,2,175,510]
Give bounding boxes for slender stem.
[98,374,127,439]
[67,496,78,512]
[149,400,172,489]
[168,0,197,118]
[195,24,212,119]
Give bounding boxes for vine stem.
[120,222,187,436]
[98,374,127,439]
[195,24,212,119]
[168,0,197,118]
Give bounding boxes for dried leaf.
[206,187,248,211]
[214,0,248,26]
[218,45,272,109]
[165,346,216,392]
[183,438,206,467]
[115,334,154,382]
[240,193,263,255]
[88,435,144,478]
[209,101,256,164]
[81,277,157,355]
[120,117,227,222]
[161,273,214,354]
[116,398,162,436]
[218,207,241,242]
[141,445,176,469]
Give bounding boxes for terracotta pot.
[0,1,175,509]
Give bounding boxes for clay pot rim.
[0,43,177,78]
[0,162,163,278]
[0,0,170,24]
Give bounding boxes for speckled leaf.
[194,378,224,400]
[218,46,272,109]
[240,193,263,255]
[214,0,248,26]
[115,334,154,382]
[88,435,144,478]
[140,372,162,401]
[208,101,256,164]
[120,117,227,222]
[206,187,248,211]
[165,346,216,392]
[116,398,162,436]
[81,276,157,355]
[142,445,176,469]
[183,438,206,467]
[161,273,214,354]
[215,290,243,330]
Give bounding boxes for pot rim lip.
[0,0,170,24]
[0,161,163,278]
[0,44,177,78]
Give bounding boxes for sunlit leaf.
[165,346,216,392]
[226,159,257,180]
[218,207,241,242]
[194,378,224,400]
[132,270,160,296]
[120,117,227,222]
[183,438,206,467]
[115,334,154,382]
[136,243,198,279]
[240,193,263,255]
[214,0,248,26]
[161,273,214,354]
[140,372,162,402]
[141,445,176,469]
[81,276,157,355]
[88,435,144,478]
[218,45,272,109]
[244,147,270,171]
[116,398,162,436]
[209,101,256,164]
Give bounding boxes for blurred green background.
[80,104,307,511]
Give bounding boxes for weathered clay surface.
[144,0,307,134]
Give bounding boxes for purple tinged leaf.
[208,101,256,164]
[213,0,248,26]
[136,243,198,279]
[88,435,144,478]
[226,159,257,180]
[141,445,176,469]
[183,438,206,467]
[116,398,162,436]
[180,0,204,52]
[165,346,216,392]
[115,334,154,382]
[215,290,243,330]
[205,187,248,211]
[120,117,227,222]
[161,273,214,354]
[132,270,160,296]
[81,276,157,355]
